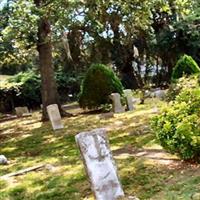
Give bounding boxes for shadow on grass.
[1,102,200,200]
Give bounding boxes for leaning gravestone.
[110,93,125,113]
[15,106,31,117]
[47,104,64,130]
[123,89,134,111]
[76,128,124,200]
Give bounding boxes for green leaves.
[172,55,200,80]
[78,63,123,109]
[151,86,200,161]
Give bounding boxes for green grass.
[0,99,200,200]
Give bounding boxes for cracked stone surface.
[76,128,124,200]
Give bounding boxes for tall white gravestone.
[110,93,125,113]
[47,104,64,130]
[76,128,124,200]
[123,89,134,111]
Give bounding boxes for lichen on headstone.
[76,128,124,200]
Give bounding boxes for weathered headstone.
[123,89,134,111]
[15,107,31,117]
[46,104,64,130]
[132,98,140,104]
[150,88,166,100]
[0,155,8,165]
[99,112,114,120]
[76,128,124,200]
[110,93,125,113]
[154,89,166,100]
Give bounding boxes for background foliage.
[0,70,83,112]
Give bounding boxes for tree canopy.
[0,0,200,115]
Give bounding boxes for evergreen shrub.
[172,54,200,80]
[79,64,123,109]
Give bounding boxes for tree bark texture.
[35,0,65,120]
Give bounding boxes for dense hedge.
[152,87,200,161]
[55,71,83,102]
[0,70,83,112]
[79,64,123,109]
[9,71,42,106]
[0,71,41,112]
[172,55,200,80]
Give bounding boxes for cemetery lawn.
[0,99,200,200]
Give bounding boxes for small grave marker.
[47,104,64,130]
[110,93,125,113]
[15,107,31,117]
[123,89,135,111]
[99,112,114,120]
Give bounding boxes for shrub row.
[0,63,123,112]
[0,70,83,112]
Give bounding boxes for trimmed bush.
[152,88,200,161]
[166,75,200,102]
[172,55,200,80]
[79,64,123,109]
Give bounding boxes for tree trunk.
[37,18,62,120]
[35,0,70,120]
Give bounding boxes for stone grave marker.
[99,112,114,120]
[47,104,64,130]
[149,88,167,100]
[153,89,166,100]
[123,89,135,111]
[76,128,124,200]
[15,107,31,117]
[110,93,125,113]
[0,155,8,165]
